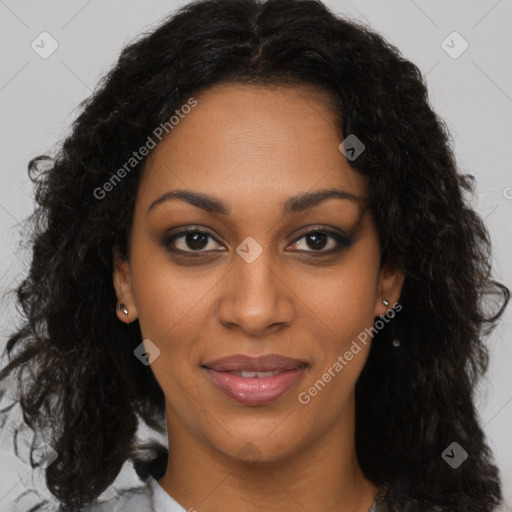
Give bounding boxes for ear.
[112,246,138,323]
[374,259,405,317]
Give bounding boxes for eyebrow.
[147,188,363,216]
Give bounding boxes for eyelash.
[162,226,353,257]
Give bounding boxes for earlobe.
[117,302,130,318]
[112,247,138,323]
[374,260,405,317]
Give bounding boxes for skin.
[113,83,404,512]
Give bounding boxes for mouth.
[202,354,309,406]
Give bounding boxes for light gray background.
[0,0,511,510]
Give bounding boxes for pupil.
[187,232,208,250]
[308,232,327,250]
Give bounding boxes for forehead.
[139,83,368,212]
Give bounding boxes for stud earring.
[117,303,129,317]
[382,299,390,307]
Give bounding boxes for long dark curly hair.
[0,0,509,510]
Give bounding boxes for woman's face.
[113,83,403,464]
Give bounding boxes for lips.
[203,353,308,372]
[202,354,308,406]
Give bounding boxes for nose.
[215,247,295,337]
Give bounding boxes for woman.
[0,0,509,510]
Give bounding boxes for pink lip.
[205,367,306,405]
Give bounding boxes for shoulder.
[80,484,155,512]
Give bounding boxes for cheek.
[129,235,213,342]
[296,237,380,399]
[302,240,380,343]
[296,283,376,422]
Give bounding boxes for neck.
[158,396,377,512]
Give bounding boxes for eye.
[162,228,225,254]
[162,227,353,256]
[288,229,353,254]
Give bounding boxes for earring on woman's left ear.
[117,303,129,317]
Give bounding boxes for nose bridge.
[216,237,294,335]
[236,245,277,299]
